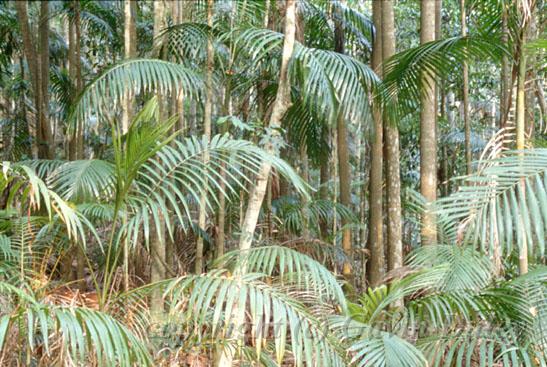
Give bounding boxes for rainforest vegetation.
[0,0,545,366]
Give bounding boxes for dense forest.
[0,0,545,366]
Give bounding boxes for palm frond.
[382,36,504,118]
[216,245,346,309]
[165,270,346,366]
[48,159,115,202]
[70,59,204,126]
[0,289,152,367]
[124,132,308,245]
[434,149,547,258]
[418,327,540,367]
[1,163,92,245]
[407,245,494,291]
[329,316,427,367]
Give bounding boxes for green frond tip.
[215,245,347,311]
[329,316,427,367]
[435,149,547,259]
[69,58,204,129]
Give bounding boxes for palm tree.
[419,0,438,246]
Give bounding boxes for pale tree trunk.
[334,0,353,280]
[121,0,137,134]
[516,0,531,275]
[367,0,384,287]
[217,2,296,364]
[195,0,214,273]
[237,0,295,254]
[150,0,167,317]
[420,0,437,246]
[382,0,402,274]
[461,0,472,174]
[121,0,137,291]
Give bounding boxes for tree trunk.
[334,1,353,280]
[461,0,471,174]
[218,2,296,364]
[516,2,530,275]
[382,0,402,274]
[150,0,167,317]
[16,1,54,160]
[367,0,384,287]
[121,0,137,134]
[237,0,295,253]
[420,0,437,246]
[67,1,86,289]
[195,0,214,273]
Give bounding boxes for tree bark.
[237,0,295,254]
[516,1,530,275]
[420,0,438,246]
[382,0,402,274]
[16,1,54,159]
[150,0,167,317]
[195,0,214,273]
[218,1,296,364]
[367,0,384,287]
[334,1,353,280]
[121,0,137,134]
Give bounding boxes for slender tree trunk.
[120,0,137,291]
[237,0,295,254]
[516,1,530,275]
[382,1,402,274]
[461,0,472,174]
[121,0,137,134]
[367,0,384,287]
[16,1,54,159]
[67,1,86,289]
[195,0,214,273]
[334,1,353,280]
[420,0,438,246]
[218,2,296,365]
[150,0,167,317]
